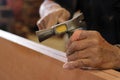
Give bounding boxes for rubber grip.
[36,28,55,42]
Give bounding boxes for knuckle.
[67,54,73,61]
[78,60,89,67]
[88,39,99,47]
[92,31,100,35]
[69,41,78,51]
[91,31,101,38]
[93,39,99,45]
[67,52,79,61]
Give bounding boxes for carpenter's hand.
[37,0,70,29]
[63,30,120,70]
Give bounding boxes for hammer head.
[36,13,86,42]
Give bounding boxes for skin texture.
[63,30,120,70]
[37,0,70,29]
[38,0,120,70]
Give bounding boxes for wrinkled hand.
[37,1,70,29]
[63,30,120,70]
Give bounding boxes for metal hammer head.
[36,13,86,42]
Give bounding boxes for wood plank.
[0,30,67,62]
[0,30,120,80]
[103,70,120,78]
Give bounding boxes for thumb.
[63,59,93,70]
[37,18,45,30]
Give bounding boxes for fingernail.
[63,62,74,70]
[63,63,69,69]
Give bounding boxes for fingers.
[58,8,70,23]
[69,30,100,42]
[37,8,70,30]
[64,30,104,70]
[66,39,94,56]
[37,12,58,30]
[37,17,46,30]
[63,59,94,70]
[66,30,101,55]
[67,50,90,61]
[70,29,85,42]
[66,30,86,49]
[64,29,118,70]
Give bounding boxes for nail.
[63,62,75,70]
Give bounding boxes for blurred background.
[0,0,65,51]
[0,0,43,38]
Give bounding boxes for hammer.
[36,13,86,42]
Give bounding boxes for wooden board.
[0,30,120,80]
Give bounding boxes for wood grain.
[0,30,120,80]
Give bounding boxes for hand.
[63,30,120,70]
[37,1,70,29]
